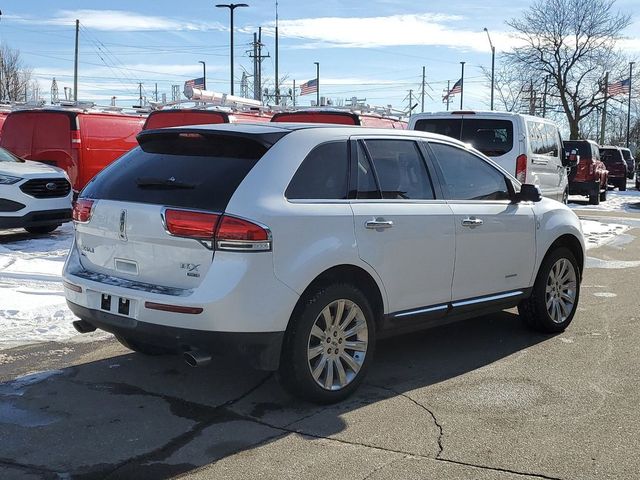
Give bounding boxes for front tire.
[519,247,580,333]
[588,190,600,205]
[277,283,376,404]
[599,187,607,202]
[25,224,59,234]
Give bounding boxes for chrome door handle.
[365,218,394,230]
[461,217,483,227]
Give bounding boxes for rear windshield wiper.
[136,177,197,189]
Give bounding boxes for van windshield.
[413,118,513,157]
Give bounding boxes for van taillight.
[515,154,527,183]
[71,131,81,149]
[164,209,220,239]
[72,198,94,223]
[163,209,271,251]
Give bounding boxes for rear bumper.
[0,208,72,229]
[67,301,284,370]
[568,180,599,196]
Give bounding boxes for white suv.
[0,147,72,234]
[63,124,584,403]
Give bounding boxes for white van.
[409,111,570,202]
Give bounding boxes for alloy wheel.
[545,258,577,324]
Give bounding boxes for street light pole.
[198,60,206,90]
[216,3,248,96]
[483,28,495,111]
[314,62,320,107]
[627,61,634,148]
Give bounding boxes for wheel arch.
[542,234,585,277]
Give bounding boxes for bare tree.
[481,63,533,112]
[1,43,33,102]
[505,0,631,139]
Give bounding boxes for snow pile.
[0,224,105,350]
[569,186,640,213]
[580,219,628,250]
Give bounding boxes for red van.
[271,110,407,129]
[143,109,272,130]
[0,111,8,141]
[0,109,145,192]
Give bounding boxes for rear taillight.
[72,198,94,223]
[515,154,527,183]
[216,216,271,251]
[163,209,271,251]
[164,209,220,239]
[71,130,81,149]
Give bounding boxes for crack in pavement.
[361,454,409,480]
[368,384,565,480]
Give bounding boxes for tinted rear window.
[81,132,277,211]
[563,141,592,158]
[413,118,513,157]
[286,141,349,199]
[621,149,631,161]
[600,149,623,165]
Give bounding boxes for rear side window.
[365,140,434,200]
[429,142,510,201]
[286,142,349,200]
[413,118,513,157]
[356,142,379,199]
[528,122,559,156]
[81,132,276,212]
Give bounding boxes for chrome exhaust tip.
[183,350,212,367]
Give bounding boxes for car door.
[349,137,455,318]
[427,141,536,302]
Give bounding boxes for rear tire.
[25,224,59,234]
[599,188,607,202]
[588,191,600,205]
[115,335,173,356]
[518,247,580,333]
[619,179,627,191]
[277,283,376,404]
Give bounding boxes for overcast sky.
[1,0,638,111]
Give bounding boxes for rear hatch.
[75,128,286,289]
[0,111,74,168]
[564,141,593,182]
[600,149,626,178]
[412,115,515,174]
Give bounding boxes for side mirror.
[517,183,543,203]
[563,149,579,168]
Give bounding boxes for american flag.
[184,77,205,90]
[442,78,462,101]
[300,78,318,95]
[607,78,630,97]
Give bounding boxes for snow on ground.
[0,192,638,350]
[568,181,640,213]
[0,224,105,350]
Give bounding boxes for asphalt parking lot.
[1,206,640,480]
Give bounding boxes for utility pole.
[138,83,142,106]
[216,3,249,96]
[600,71,609,145]
[627,62,634,148]
[74,19,79,102]
[459,62,465,110]
[292,79,296,107]
[542,76,548,118]
[409,89,413,115]
[154,83,158,102]
[446,80,451,111]
[275,1,279,104]
[252,32,259,100]
[421,66,426,113]
[529,80,536,116]
[258,28,263,102]
[483,28,495,111]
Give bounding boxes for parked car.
[564,139,608,205]
[0,109,145,193]
[619,147,635,179]
[409,111,574,202]
[143,108,272,130]
[599,146,628,191]
[64,124,584,403]
[0,146,72,233]
[271,109,407,129]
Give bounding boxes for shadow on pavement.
[0,311,553,479]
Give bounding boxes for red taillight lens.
[164,209,220,239]
[217,216,269,241]
[72,198,94,223]
[71,130,81,149]
[515,154,527,183]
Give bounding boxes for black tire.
[115,335,173,356]
[277,283,376,404]
[588,191,600,205]
[636,181,640,191]
[518,247,580,333]
[599,187,607,202]
[25,224,59,234]
[619,179,627,191]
